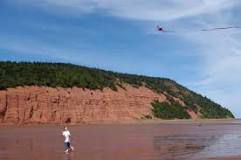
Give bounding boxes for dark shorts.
[64,142,71,150]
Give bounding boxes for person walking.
[62,127,74,153]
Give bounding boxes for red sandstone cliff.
[0,85,197,124]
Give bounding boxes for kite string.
[201,26,241,31]
[157,25,241,33]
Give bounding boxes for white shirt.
[62,130,71,142]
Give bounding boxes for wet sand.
[1,121,241,160]
[209,156,241,160]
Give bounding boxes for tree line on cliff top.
[0,61,234,119]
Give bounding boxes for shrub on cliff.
[151,101,191,119]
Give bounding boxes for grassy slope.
[0,61,234,119]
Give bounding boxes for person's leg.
[67,142,74,152]
[64,142,69,153]
[70,143,74,151]
[67,142,71,152]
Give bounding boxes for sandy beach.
[1,120,241,160]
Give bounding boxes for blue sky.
[1,0,241,117]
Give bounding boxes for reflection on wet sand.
[1,123,241,160]
[195,132,241,159]
[64,153,72,160]
[153,134,219,159]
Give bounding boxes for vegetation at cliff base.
[151,101,191,119]
[0,61,235,119]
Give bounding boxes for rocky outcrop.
[0,85,188,124]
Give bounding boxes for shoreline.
[0,118,239,128]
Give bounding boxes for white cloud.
[13,0,98,13]
[97,0,237,21]
[14,0,237,21]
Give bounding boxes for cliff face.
[0,62,234,120]
[0,85,180,124]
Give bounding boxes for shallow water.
[1,122,241,160]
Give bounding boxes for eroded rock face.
[0,85,171,124]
